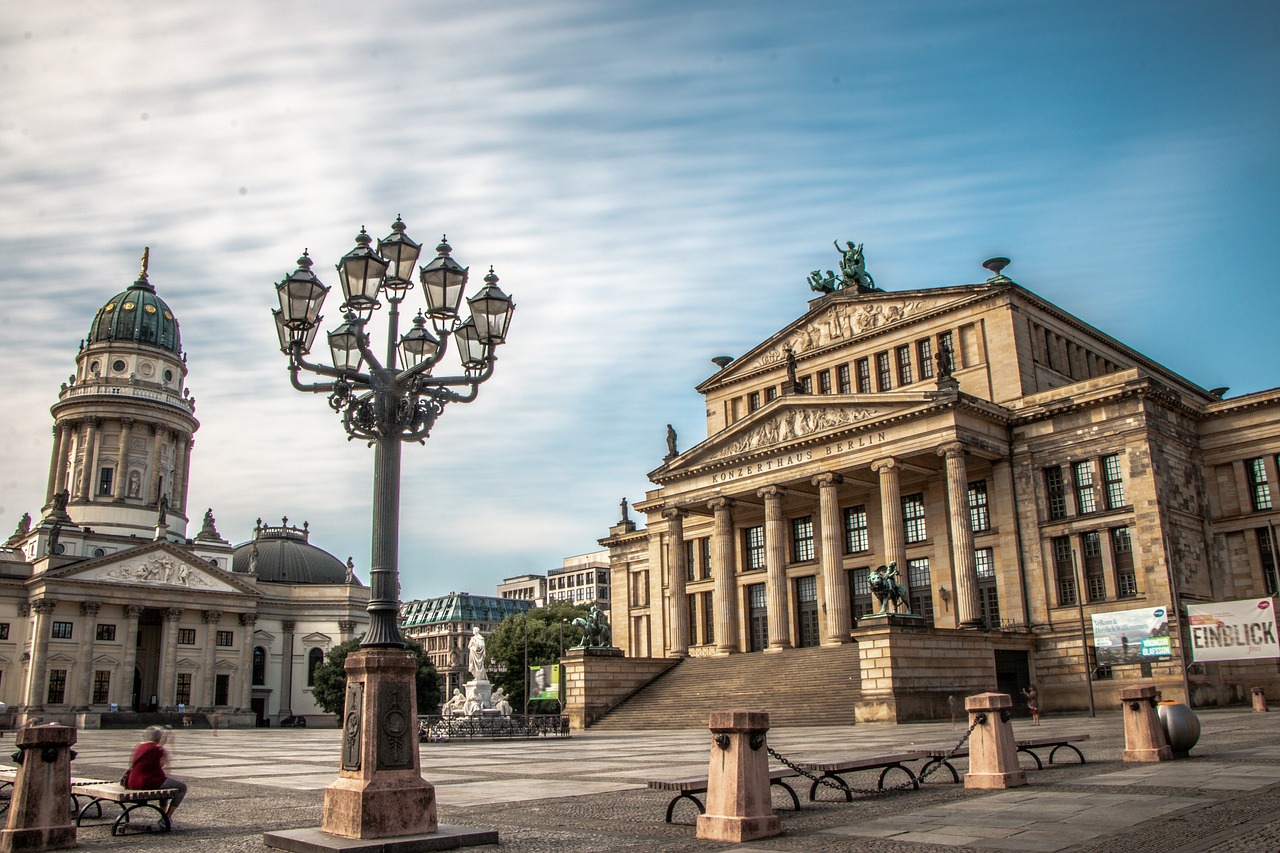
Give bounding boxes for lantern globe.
[419,236,468,320]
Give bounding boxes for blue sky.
[1,1,1276,601]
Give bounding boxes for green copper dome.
[87,252,182,355]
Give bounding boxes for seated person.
[124,726,188,820]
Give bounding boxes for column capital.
[239,612,259,627]
[80,601,102,617]
[870,457,898,474]
[937,441,967,459]
[282,620,296,633]
[338,620,357,633]
[707,497,735,513]
[124,604,145,618]
[120,416,135,427]
[32,599,57,615]
[756,485,786,501]
[164,607,184,622]
[202,609,222,624]
[812,472,843,488]
[661,506,687,522]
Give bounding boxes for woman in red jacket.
[124,726,188,819]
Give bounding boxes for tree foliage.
[485,602,589,713]
[310,634,441,718]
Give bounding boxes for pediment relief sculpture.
[99,554,216,589]
[749,299,932,373]
[707,405,878,461]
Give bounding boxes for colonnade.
[44,417,192,515]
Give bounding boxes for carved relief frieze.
[99,555,215,588]
[708,405,878,461]
[749,299,929,371]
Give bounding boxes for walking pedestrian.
[1022,685,1040,726]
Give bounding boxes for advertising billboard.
[1187,598,1280,662]
[528,663,561,701]
[1091,605,1172,666]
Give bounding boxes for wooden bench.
[646,768,802,823]
[0,770,110,815]
[1016,733,1089,769]
[797,751,923,801]
[73,784,175,835]
[916,747,969,784]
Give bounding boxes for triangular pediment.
[301,632,331,646]
[700,286,987,391]
[44,541,260,597]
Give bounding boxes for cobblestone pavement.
[22,706,1280,851]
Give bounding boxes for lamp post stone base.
[0,724,77,853]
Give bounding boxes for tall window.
[1247,458,1273,511]
[1102,454,1126,508]
[1053,535,1077,605]
[98,467,114,496]
[907,558,932,623]
[52,622,73,639]
[968,480,990,532]
[176,673,192,706]
[799,375,813,394]
[215,674,230,706]
[844,505,869,553]
[791,516,815,562]
[876,352,892,391]
[918,338,934,379]
[795,575,819,647]
[700,538,712,579]
[684,539,698,581]
[764,386,777,403]
[216,630,234,647]
[975,547,998,627]
[817,370,831,394]
[1082,531,1105,601]
[1044,466,1067,520]
[1113,526,1137,596]
[902,493,927,543]
[687,594,699,644]
[252,646,267,685]
[744,526,766,571]
[1257,528,1279,597]
[702,591,715,646]
[1074,461,1097,514]
[896,345,913,386]
[47,670,67,704]
[837,364,852,394]
[307,647,324,686]
[855,358,871,393]
[96,624,116,641]
[93,670,111,704]
[747,391,760,412]
[848,567,874,621]
[177,628,196,644]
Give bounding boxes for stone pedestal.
[1253,686,1269,713]
[964,693,1026,790]
[0,724,77,852]
[1120,685,1172,763]
[696,710,781,843]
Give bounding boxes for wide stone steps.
[591,644,862,730]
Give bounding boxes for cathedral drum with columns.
[0,251,368,728]
[600,249,1280,723]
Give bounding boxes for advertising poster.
[528,663,561,701]
[1187,598,1280,662]
[1091,605,1172,665]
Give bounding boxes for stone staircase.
[590,644,862,730]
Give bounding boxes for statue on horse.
[868,561,911,615]
[572,605,613,649]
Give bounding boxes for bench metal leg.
[1016,747,1044,770]
[1049,744,1086,764]
[809,772,853,803]
[664,792,705,824]
[771,779,802,811]
[919,758,961,784]
[113,801,171,835]
[877,764,919,790]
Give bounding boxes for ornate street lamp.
[270,219,513,844]
[273,218,514,649]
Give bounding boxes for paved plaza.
[38,706,1280,851]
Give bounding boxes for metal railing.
[419,714,569,742]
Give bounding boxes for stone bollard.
[0,724,77,852]
[1120,685,1172,762]
[964,693,1026,789]
[696,710,781,842]
[1252,687,1269,713]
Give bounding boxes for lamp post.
[271,218,513,843]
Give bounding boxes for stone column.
[22,600,57,712]
[44,423,67,507]
[872,458,908,592]
[662,508,690,657]
[814,473,851,644]
[175,436,193,516]
[73,601,101,710]
[117,605,143,710]
[280,620,296,719]
[159,608,183,711]
[201,610,221,709]
[145,426,164,504]
[86,417,104,501]
[940,442,981,627]
[758,486,791,652]
[77,418,99,501]
[112,418,134,501]
[238,613,258,712]
[709,498,740,654]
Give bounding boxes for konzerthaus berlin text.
[600,251,1279,720]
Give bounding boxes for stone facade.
[600,258,1280,717]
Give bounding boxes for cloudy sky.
[1,1,1276,601]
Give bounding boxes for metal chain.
[767,714,983,798]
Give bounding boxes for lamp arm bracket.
[293,352,372,386]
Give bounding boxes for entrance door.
[251,697,268,726]
[795,576,819,647]
[994,650,1032,715]
[748,584,768,652]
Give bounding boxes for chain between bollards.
[766,715,983,797]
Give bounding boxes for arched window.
[252,646,266,686]
[307,647,324,686]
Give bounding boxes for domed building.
[0,251,369,728]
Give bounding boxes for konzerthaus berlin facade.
[600,254,1280,719]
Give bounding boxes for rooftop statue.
[810,241,878,294]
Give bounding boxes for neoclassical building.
[0,253,368,727]
[600,253,1280,719]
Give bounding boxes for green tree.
[485,603,589,713]
[310,634,441,718]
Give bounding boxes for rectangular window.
[843,505,869,553]
[974,547,995,579]
[1247,458,1273,511]
[177,628,196,645]
[51,621,73,640]
[799,375,813,394]
[215,673,230,706]
[817,370,831,394]
[702,591,714,646]
[747,391,760,412]
[918,338,934,379]
[0,623,8,640]
[92,670,111,704]
[47,670,67,705]
[701,538,712,579]
[907,558,933,623]
[791,516,815,562]
[1053,535,1077,605]
[684,539,697,581]
[896,344,913,386]
[216,630,234,647]
[1111,522,1141,594]
[95,624,116,642]
[764,386,777,403]
[1258,528,1279,597]
[968,480,990,532]
[1082,530,1105,602]
[902,493,927,543]
[837,364,851,394]
[1102,454,1126,509]
[876,352,892,391]
[975,548,998,626]
[744,526,766,571]
[176,673,192,706]
[848,567,874,621]
[1075,460,1098,514]
[1045,466,1067,520]
[855,358,871,393]
[687,594,699,645]
[98,467,114,496]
